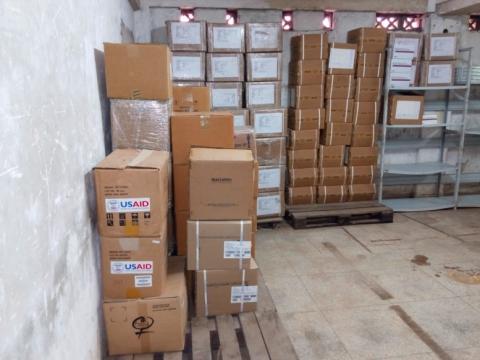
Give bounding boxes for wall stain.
[410,255,430,266]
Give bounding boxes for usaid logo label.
[110,261,153,274]
[105,197,150,213]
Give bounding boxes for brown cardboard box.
[424,33,458,61]
[288,129,319,150]
[257,191,285,218]
[351,125,376,147]
[231,109,250,127]
[318,167,348,186]
[347,184,376,201]
[321,123,353,146]
[420,61,455,87]
[175,210,189,256]
[94,149,169,237]
[189,148,255,220]
[103,257,187,355]
[388,95,424,125]
[173,164,189,212]
[288,149,317,169]
[104,43,172,101]
[246,81,281,109]
[246,53,282,82]
[288,168,317,187]
[353,101,380,125]
[356,52,385,78]
[290,85,325,109]
[287,186,316,205]
[187,220,253,270]
[196,259,258,317]
[288,108,325,130]
[354,78,383,101]
[325,99,354,123]
[328,43,357,75]
[245,23,282,52]
[289,60,327,85]
[171,112,234,165]
[291,33,329,60]
[250,108,287,137]
[101,235,167,300]
[208,82,243,110]
[207,23,245,53]
[167,20,207,51]
[206,53,244,82]
[234,127,257,159]
[173,86,211,112]
[346,147,378,166]
[388,32,423,61]
[325,75,356,99]
[256,137,286,165]
[318,145,345,168]
[347,165,376,185]
[258,165,286,193]
[172,52,206,82]
[347,27,387,53]
[317,185,347,203]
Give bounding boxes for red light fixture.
[282,10,293,31]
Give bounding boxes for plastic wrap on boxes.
[173,81,206,87]
[257,191,285,218]
[246,82,281,109]
[258,165,286,193]
[246,53,282,82]
[256,137,286,166]
[167,21,207,51]
[172,52,205,81]
[246,23,282,52]
[207,23,245,53]
[207,53,244,82]
[231,109,250,128]
[250,108,287,137]
[234,126,257,160]
[207,82,243,110]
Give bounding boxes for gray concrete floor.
[256,209,480,360]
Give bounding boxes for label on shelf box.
[251,28,278,49]
[329,48,355,69]
[212,56,240,78]
[172,56,202,79]
[213,27,242,49]
[171,22,201,45]
[393,38,420,58]
[251,57,278,79]
[257,194,281,216]
[258,168,281,189]
[134,275,153,288]
[395,100,422,120]
[223,241,252,259]
[234,114,246,127]
[430,37,456,58]
[211,88,239,108]
[427,64,452,84]
[254,112,283,134]
[231,285,258,303]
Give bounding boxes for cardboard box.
[287,186,316,205]
[290,85,324,109]
[206,53,244,82]
[258,165,286,193]
[388,32,423,61]
[189,148,255,220]
[94,149,169,237]
[347,27,387,53]
[328,43,357,75]
[171,112,234,165]
[318,167,348,186]
[351,124,376,147]
[234,127,257,159]
[207,23,245,53]
[187,220,253,270]
[208,82,243,110]
[172,52,206,82]
[388,95,424,125]
[420,61,455,87]
[325,99,354,123]
[354,78,383,102]
[247,53,282,82]
[245,23,282,52]
[104,43,172,101]
[317,185,347,204]
[318,145,345,168]
[246,82,281,109]
[257,191,285,218]
[103,257,187,355]
[175,210,189,256]
[288,129,319,150]
[173,86,211,112]
[256,137,286,166]
[288,167,317,187]
[173,164,189,212]
[291,33,329,60]
[347,184,376,201]
[321,123,353,146]
[352,101,379,125]
[347,165,376,185]
[288,149,317,169]
[356,52,385,78]
[231,109,250,128]
[325,75,356,99]
[289,60,327,85]
[167,20,207,51]
[195,259,258,317]
[288,108,325,130]
[346,147,378,166]
[250,108,287,137]
[101,235,167,300]
[424,33,458,61]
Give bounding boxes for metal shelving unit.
[379,47,473,212]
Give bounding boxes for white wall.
[0,1,133,358]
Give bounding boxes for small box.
[288,168,317,187]
[257,192,285,218]
[175,210,189,256]
[346,147,378,166]
[355,78,383,102]
[321,123,353,146]
[187,220,253,270]
[207,53,244,82]
[347,27,387,53]
[234,126,257,159]
[246,82,281,109]
[172,52,205,82]
[351,125,376,147]
[288,108,325,130]
[167,20,207,51]
[173,86,211,112]
[326,99,355,123]
[317,185,347,204]
[388,95,424,125]
[258,165,286,193]
[231,109,250,127]
[325,75,356,99]
[328,43,357,75]
[291,33,329,60]
[356,52,385,78]
[289,60,327,85]
[246,23,282,52]
[287,187,316,205]
[388,32,423,61]
[420,61,455,87]
[290,85,324,109]
[288,129,319,150]
[288,149,317,169]
[352,101,380,125]
[256,137,287,166]
[208,82,243,110]
[207,23,245,53]
[424,33,458,61]
[247,53,282,82]
[318,145,345,168]
[347,165,376,185]
[347,184,376,201]
[250,108,287,137]
[318,167,348,186]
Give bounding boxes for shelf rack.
[378,47,473,212]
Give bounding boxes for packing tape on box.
[329,75,334,99]
[136,301,152,353]
[240,269,246,313]
[322,186,327,204]
[377,53,382,77]
[350,166,355,185]
[128,150,153,167]
[310,187,314,203]
[203,269,208,316]
[239,220,244,269]
[341,185,345,202]
[196,221,200,271]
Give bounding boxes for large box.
[288,108,325,130]
[195,260,258,317]
[175,210,189,256]
[346,147,378,166]
[231,109,250,127]
[104,43,172,101]
[172,52,205,82]
[317,185,347,204]
[356,52,385,78]
[288,168,317,187]
[208,82,243,110]
[187,220,253,270]
[173,86,211,112]
[258,165,286,193]
[245,23,282,52]
[246,82,281,109]
[206,53,244,82]
[354,78,383,102]
[326,99,354,123]
[318,145,345,168]
[424,33,458,61]
[290,85,324,109]
[328,43,357,75]
[347,184,376,201]
[207,23,245,53]
[103,257,187,355]
[287,186,316,205]
[288,129,319,150]
[318,167,348,186]
[289,60,327,85]
[325,75,355,99]
[420,61,455,87]
[167,21,207,51]
[388,32,423,61]
[257,191,285,218]
[347,27,387,53]
[247,53,282,82]
[321,123,353,146]
[353,101,380,125]
[101,235,167,300]
[189,148,255,220]
[250,108,287,137]
[388,95,424,125]
[256,137,286,165]
[288,149,317,169]
[94,149,169,237]
[291,33,329,60]
[351,125,376,147]
[347,165,376,185]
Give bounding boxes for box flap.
[190,148,253,162]
[95,149,169,170]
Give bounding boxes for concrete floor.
[256,209,480,360]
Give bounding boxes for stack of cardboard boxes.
[388,32,423,88]
[421,33,458,87]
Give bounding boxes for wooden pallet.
[257,217,284,229]
[285,201,393,229]
[108,274,298,360]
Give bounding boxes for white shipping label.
[393,38,420,57]
[105,197,150,213]
[427,64,452,84]
[134,275,153,288]
[110,261,153,274]
[212,88,239,108]
[430,37,456,57]
[231,285,258,303]
[251,27,278,49]
[254,112,283,134]
[395,100,421,120]
[171,22,201,45]
[258,168,281,189]
[390,79,411,89]
[234,114,246,127]
[257,195,281,216]
[224,241,252,259]
[211,56,239,78]
[172,56,202,79]
[251,57,278,79]
[248,84,275,105]
[213,27,242,49]
[329,48,356,70]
